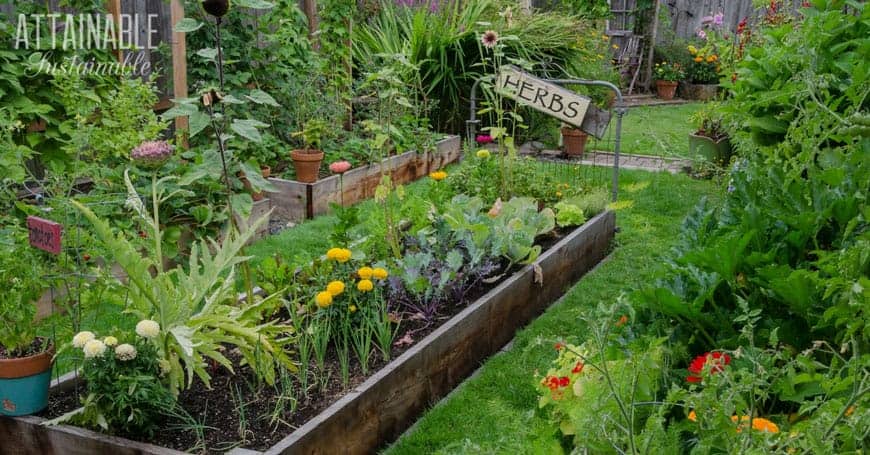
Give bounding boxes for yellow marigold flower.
[103,336,118,347]
[688,45,697,55]
[357,266,373,280]
[326,280,345,296]
[845,406,855,417]
[349,305,357,313]
[706,55,715,63]
[694,56,703,63]
[612,44,619,49]
[372,267,389,280]
[602,34,609,40]
[315,291,333,308]
[357,279,374,292]
[328,248,352,262]
[476,149,491,159]
[555,191,563,198]
[430,171,447,181]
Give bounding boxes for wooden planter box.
[268,135,462,222]
[1,210,615,455]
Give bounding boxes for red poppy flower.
[616,315,629,327]
[686,351,731,383]
[558,376,569,387]
[572,362,584,374]
[554,342,565,351]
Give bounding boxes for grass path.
[386,169,720,454]
[591,103,702,158]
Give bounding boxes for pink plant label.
[26,216,63,255]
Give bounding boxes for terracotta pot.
[260,166,271,178]
[655,80,679,100]
[239,174,265,201]
[0,341,54,416]
[561,127,589,156]
[291,149,325,183]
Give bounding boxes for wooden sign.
[496,65,611,139]
[26,216,63,255]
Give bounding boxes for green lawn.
[591,103,702,158]
[385,169,720,454]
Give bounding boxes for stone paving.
[521,145,693,174]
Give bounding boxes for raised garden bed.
[268,135,462,222]
[1,210,615,454]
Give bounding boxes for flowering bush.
[51,324,174,436]
[686,46,720,84]
[653,61,685,82]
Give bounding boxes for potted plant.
[560,124,589,156]
[291,119,328,183]
[653,61,685,100]
[683,45,721,100]
[0,233,53,416]
[688,103,732,165]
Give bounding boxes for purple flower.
[481,30,499,49]
[131,140,173,169]
[713,12,725,26]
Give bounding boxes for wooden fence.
[662,0,807,41]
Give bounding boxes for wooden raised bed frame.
[268,135,462,222]
[0,210,616,455]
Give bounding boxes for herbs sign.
[497,66,589,127]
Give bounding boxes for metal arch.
[466,76,628,202]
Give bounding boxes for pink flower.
[481,30,499,49]
[131,140,173,169]
[697,29,707,40]
[475,134,493,144]
[713,12,724,26]
[329,160,351,174]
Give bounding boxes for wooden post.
[170,0,189,146]
[644,0,661,91]
[105,0,123,63]
[304,0,318,49]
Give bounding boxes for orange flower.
[688,410,697,422]
[616,315,629,327]
[731,415,779,434]
[694,56,703,63]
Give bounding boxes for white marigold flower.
[135,320,160,338]
[83,339,107,358]
[103,336,118,347]
[72,331,95,348]
[114,343,137,361]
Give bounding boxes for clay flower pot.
[0,341,54,416]
[655,80,679,100]
[561,127,589,156]
[260,166,271,178]
[291,149,325,183]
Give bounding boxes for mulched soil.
[40,228,571,453]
